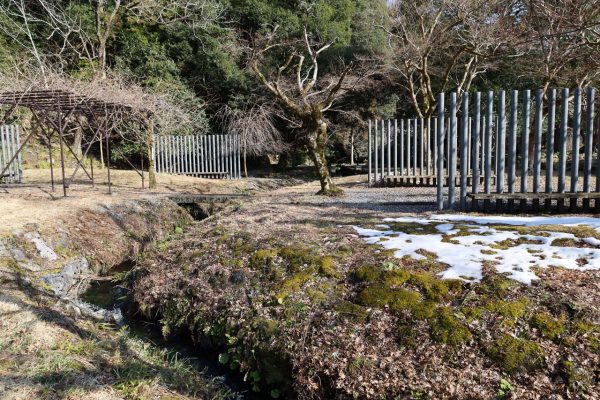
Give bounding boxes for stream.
[81,260,263,400]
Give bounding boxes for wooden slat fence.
[368,86,600,213]
[154,134,241,179]
[0,125,23,183]
[368,115,488,188]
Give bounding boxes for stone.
[24,232,58,261]
[42,257,91,297]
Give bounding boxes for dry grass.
[0,197,237,400]
[0,282,234,400]
[0,167,298,233]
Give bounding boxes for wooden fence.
[0,125,23,183]
[154,134,241,179]
[368,87,600,212]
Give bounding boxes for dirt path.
[266,174,438,213]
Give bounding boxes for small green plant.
[496,378,513,399]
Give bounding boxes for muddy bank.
[133,197,600,399]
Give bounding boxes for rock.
[0,239,41,272]
[24,232,58,261]
[42,257,91,297]
[69,298,124,326]
[66,303,82,318]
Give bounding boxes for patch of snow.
[375,224,391,229]
[432,214,600,230]
[353,215,600,284]
[435,224,457,234]
[383,217,431,225]
[583,237,600,246]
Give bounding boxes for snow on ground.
[354,215,600,284]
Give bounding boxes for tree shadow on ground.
[1,269,235,400]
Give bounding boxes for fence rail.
[154,134,241,179]
[368,86,600,212]
[0,125,23,183]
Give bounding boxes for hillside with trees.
[1,0,598,186]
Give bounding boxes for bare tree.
[386,0,515,117]
[519,0,600,91]
[218,100,286,177]
[0,0,93,82]
[251,27,354,195]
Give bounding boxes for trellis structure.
[0,89,151,196]
[368,86,600,213]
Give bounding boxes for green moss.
[382,269,410,287]
[559,360,591,391]
[485,298,530,320]
[353,264,382,283]
[480,249,497,255]
[318,256,338,278]
[335,300,369,322]
[357,283,421,310]
[429,307,471,345]
[255,318,279,338]
[336,245,352,257]
[306,282,332,304]
[386,222,439,235]
[411,300,437,320]
[232,236,254,257]
[488,334,545,374]
[409,272,450,301]
[279,246,318,273]
[461,305,485,322]
[249,249,278,270]
[530,312,566,341]
[477,274,516,298]
[275,267,316,301]
[490,237,544,250]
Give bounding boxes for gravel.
[270,180,440,213]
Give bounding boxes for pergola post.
[48,133,54,191]
[58,106,67,197]
[106,120,112,194]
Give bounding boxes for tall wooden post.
[147,117,157,189]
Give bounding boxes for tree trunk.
[243,138,248,178]
[73,130,83,157]
[305,116,342,196]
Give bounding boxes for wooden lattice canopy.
[0,89,136,115]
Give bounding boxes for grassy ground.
[134,189,600,399]
[0,276,235,400]
[0,184,247,400]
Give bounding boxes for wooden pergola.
[0,89,152,196]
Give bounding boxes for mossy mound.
[488,334,545,374]
[134,212,600,399]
